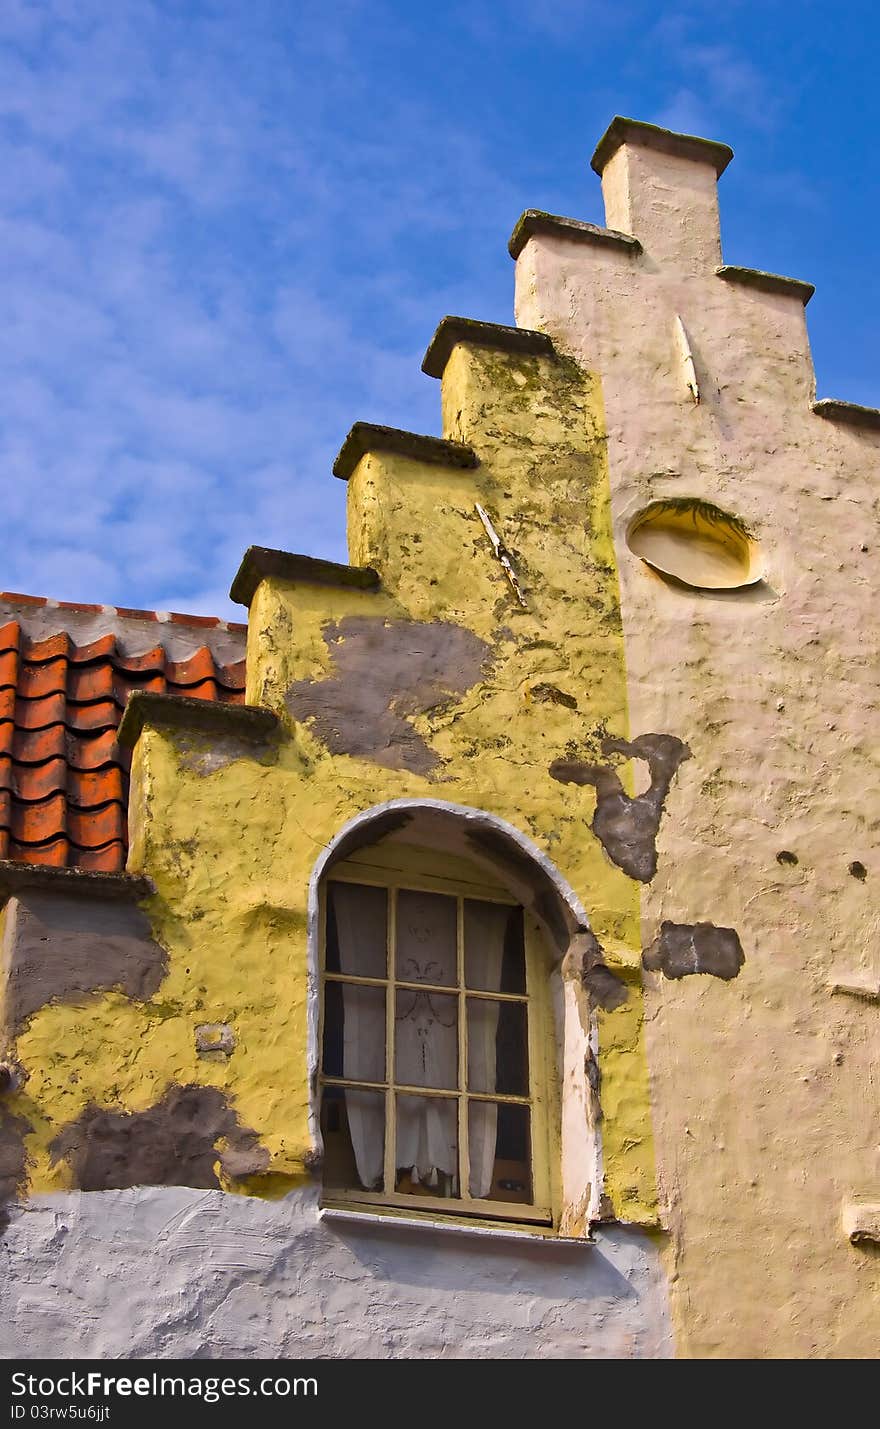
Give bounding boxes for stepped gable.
[0,604,247,873]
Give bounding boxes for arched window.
[318,838,555,1226]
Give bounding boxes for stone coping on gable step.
[0,862,154,902]
[591,116,734,178]
[333,422,478,481]
[230,547,381,607]
[508,210,642,261]
[117,691,279,750]
[716,264,815,305]
[812,398,880,432]
[422,316,556,379]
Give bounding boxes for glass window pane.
[396,889,457,986]
[464,901,525,994]
[395,990,458,1088]
[321,1086,385,1192]
[322,981,386,1083]
[468,1101,532,1203]
[395,1093,459,1197]
[326,882,387,978]
[467,998,528,1096]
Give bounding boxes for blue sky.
[1,0,877,618]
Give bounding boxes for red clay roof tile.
[75,843,127,873]
[67,730,121,770]
[5,836,68,866]
[0,613,246,873]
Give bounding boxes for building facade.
[0,117,877,1359]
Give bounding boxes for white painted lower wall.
[1,1187,671,1358]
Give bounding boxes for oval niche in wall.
[626,498,762,591]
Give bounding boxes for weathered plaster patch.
[529,682,579,709]
[2,895,169,1034]
[0,1106,29,1231]
[0,1061,25,1093]
[583,965,629,1011]
[643,922,745,981]
[286,616,492,776]
[563,929,628,1012]
[49,1085,269,1191]
[195,1023,235,1057]
[550,734,691,882]
[842,1203,880,1246]
[175,731,274,777]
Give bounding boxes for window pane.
[396,889,457,986]
[321,1086,385,1192]
[326,882,387,978]
[322,981,386,1083]
[395,1093,459,1197]
[395,990,458,1088]
[464,901,525,994]
[467,998,528,1096]
[468,1101,532,1203]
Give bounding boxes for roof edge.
[591,116,733,178]
[230,547,380,607]
[117,691,279,750]
[508,210,641,261]
[0,591,247,633]
[812,398,880,433]
[716,264,814,305]
[333,423,478,481]
[422,316,556,380]
[0,863,154,903]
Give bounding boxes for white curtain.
[331,882,386,1189]
[331,884,510,1200]
[463,901,508,1198]
[395,890,458,1188]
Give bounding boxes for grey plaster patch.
[0,1061,25,1094]
[287,616,492,777]
[0,1185,673,1358]
[582,965,629,1011]
[530,682,578,709]
[195,1024,235,1056]
[550,733,691,882]
[49,1085,269,1191]
[3,894,169,1033]
[643,922,745,981]
[0,1107,29,1232]
[563,929,628,1012]
[176,733,270,777]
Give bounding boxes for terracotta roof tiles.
[0,617,246,873]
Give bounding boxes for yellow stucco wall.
[7,336,661,1228]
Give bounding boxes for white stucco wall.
[514,125,880,1357]
[0,1186,671,1358]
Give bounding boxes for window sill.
[318,1203,593,1246]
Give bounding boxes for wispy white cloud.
[648,10,788,137]
[0,0,523,618]
[0,0,864,624]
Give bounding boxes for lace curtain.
[331,883,509,1199]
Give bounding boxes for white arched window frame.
[307,800,605,1235]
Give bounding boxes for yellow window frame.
[317,844,557,1229]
